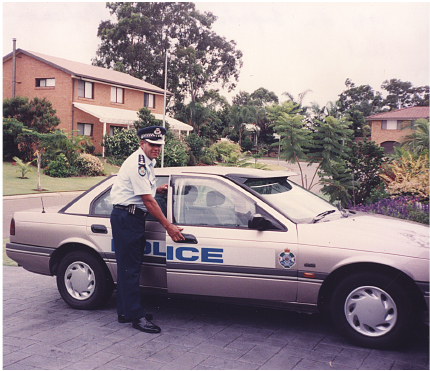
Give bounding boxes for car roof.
[154,166,298,179]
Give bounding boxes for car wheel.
[331,272,415,349]
[57,251,114,310]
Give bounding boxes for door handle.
[91,224,108,234]
[177,233,198,244]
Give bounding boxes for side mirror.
[248,213,277,231]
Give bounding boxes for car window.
[92,190,113,216]
[245,177,338,223]
[91,176,169,219]
[172,177,256,228]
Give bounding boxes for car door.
[165,175,299,303]
[86,176,169,290]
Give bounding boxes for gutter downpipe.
[12,38,16,97]
[72,80,75,136]
[102,122,106,158]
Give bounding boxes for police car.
[6,166,429,349]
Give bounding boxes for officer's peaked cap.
[137,126,166,145]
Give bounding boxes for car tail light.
[10,218,15,236]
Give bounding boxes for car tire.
[57,251,114,310]
[331,272,415,349]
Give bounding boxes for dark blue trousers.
[110,208,146,320]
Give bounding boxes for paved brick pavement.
[3,266,429,370]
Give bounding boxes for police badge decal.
[138,164,146,177]
[138,154,146,177]
[278,248,296,269]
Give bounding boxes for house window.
[110,126,124,136]
[111,86,124,104]
[144,93,155,108]
[77,123,93,136]
[381,120,402,130]
[78,80,94,99]
[36,78,55,87]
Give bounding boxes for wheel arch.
[317,262,427,313]
[50,242,110,279]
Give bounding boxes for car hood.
[297,212,429,259]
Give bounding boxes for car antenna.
[41,197,45,213]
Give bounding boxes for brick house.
[366,106,429,153]
[3,49,192,155]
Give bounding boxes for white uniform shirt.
[110,147,156,211]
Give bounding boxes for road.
[3,191,83,239]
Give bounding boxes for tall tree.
[337,79,384,136]
[232,88,279,148]
[267,101,312,186]
[228,105,256,146]
[3,97,60,161]
[307,116,354,190]
[250,88,279,106]
[381,79,429,109]
[94,2,243,106]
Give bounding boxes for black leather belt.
[113,204,148,217]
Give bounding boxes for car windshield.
[244,177,339,223]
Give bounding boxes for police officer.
[110,126,184,333]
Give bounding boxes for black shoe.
[118,313,152,323]
[132,318,161,333]
[118,315,132,323]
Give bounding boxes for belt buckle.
[128,205,136,214]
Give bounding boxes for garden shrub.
[345,138,385,205]
[379,152,429,199]
[44,153,76,178]
[199,155,213,165]
[241,136,253,152]
[102,128,139,160]
[163,135,189,167]
[75,153,105,176]
[185,133,205,161]
[208,141,242,163]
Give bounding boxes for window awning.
[73,102,193,132]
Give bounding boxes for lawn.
[3,159,120,196]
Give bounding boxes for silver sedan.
[6,166,429,349]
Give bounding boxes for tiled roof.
[4,49,171,95]
[366,106,429,120]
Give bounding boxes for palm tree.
[282,89,312,116]
[400,119,429,155]
[229,105,256,146]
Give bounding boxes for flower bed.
[348,196,429,225]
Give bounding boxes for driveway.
[3,265,429,370]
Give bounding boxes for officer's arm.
[141,194,185,242]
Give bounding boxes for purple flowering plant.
[348,196,429,225]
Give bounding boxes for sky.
[2,2,429,107]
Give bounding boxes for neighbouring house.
[3,48,193,155]
[366,106,429,153]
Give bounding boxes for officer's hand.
[167,224,185,242]
[156,184,168,194]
